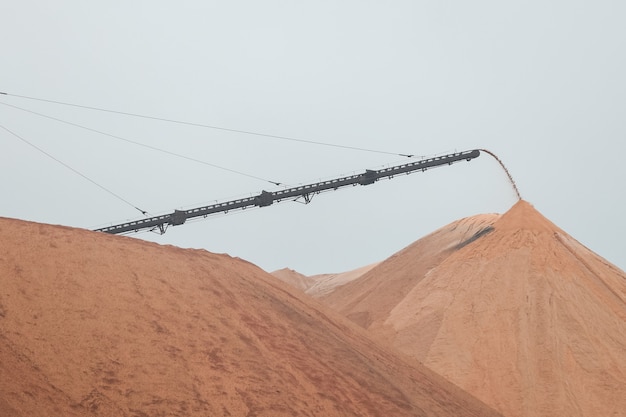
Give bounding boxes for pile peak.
[493,199,561,233]
[312,200,626,417]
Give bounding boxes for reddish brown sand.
[319,201,626,417]
[0,217,502,417]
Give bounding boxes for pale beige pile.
[272,262,378,296]
[314,201,626,417]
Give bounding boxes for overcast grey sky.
[1,1,625,275]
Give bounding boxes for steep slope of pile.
[0,334,94,417]
[0,217,502,417]
[320,213,500,328]
[320,201,626,417]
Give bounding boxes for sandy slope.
[0,217,501,417]
[319,201,626,417]
[0,334,97,417]
[320,212,500,329]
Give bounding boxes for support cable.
[0,123,149,215]
[0,91,413,157]
[0,101,282,186]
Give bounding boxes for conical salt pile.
[319,201,626,417]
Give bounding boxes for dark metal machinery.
[95,149,481,235]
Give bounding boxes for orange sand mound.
[318,201,626,417]
[0,217,501,417]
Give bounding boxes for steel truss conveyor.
[95,149,481,235]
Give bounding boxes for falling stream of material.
[480,149,522,200]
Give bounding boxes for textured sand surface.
[0,217,502,417]
[320,213,500,329]
[319,201,626,417]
